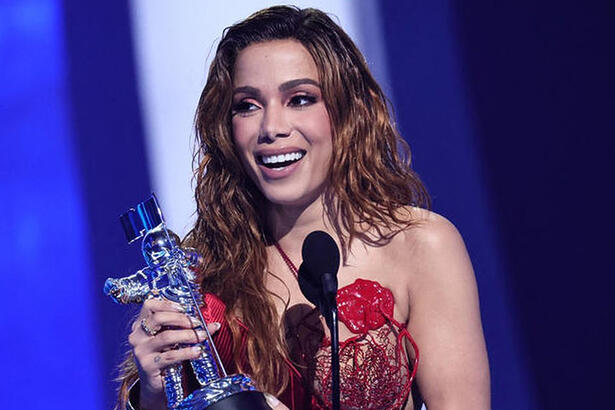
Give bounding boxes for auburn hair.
[118,5,429,405]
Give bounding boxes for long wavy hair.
[118,5,429,405]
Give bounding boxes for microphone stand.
[323,276,340,410]
[327,306,340,410]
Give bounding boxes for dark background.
[2,1,612,408]
[381,1,614,409]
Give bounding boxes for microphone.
[298,230,341,410]
[298,230,340,318]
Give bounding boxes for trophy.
[104,194,268,409]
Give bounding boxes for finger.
[133,300,185,333]
[149,345,205,369]
[142,298,185,315]
[140,317,158,337]
[132,321,220,356]
[144,314,219,335]
[145,311,198,330]
[150,328,208,351]
[206,322,221,335]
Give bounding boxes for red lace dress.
[202,279,419,410]
[284,279,419,409]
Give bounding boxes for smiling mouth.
[257,150,306,169]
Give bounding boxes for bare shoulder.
[390,207,473,287]
[392,206,479,322]
[401,207,463,243]
[390,207,490,409]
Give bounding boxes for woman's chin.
[263,188,324,210]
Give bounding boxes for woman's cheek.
[232,118,257,148]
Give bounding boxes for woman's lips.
[256,149,306,180]
[259,150,305,166]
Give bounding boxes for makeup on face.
[231,39,333,207]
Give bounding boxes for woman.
[119,6,489,410]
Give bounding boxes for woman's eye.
[288,94,317,107]
[231,101,259,115]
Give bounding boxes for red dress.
[202,279,419,410]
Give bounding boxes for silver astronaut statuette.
[104,195,268,409]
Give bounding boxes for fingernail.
[192,345,203,353]
[211,322,221,331]
[264,393,280,408]
[170,302,185,313]
[189,316,203,327]
[197,330,208,340]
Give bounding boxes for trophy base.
[205,391,268,410]
[176,374,269,409]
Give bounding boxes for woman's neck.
[267,195,333,249]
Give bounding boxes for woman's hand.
[264,393,289,409]
[128,298,220,410]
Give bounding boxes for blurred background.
[1,0,613,408]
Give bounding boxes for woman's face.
[231,39,333,207]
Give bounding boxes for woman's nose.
[259,104,290,141]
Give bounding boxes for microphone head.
[301,231,340,279]
[297,263,322,310]
[298,231,340,326]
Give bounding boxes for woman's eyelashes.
[231,100,259,116]
[231,93,318,116]
[288,94,317,107]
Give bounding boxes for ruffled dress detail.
[202,278,419,410]
[309,279,419,409]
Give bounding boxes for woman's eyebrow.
[233,79,319,96]
[233,86,262,98]
[279,78,320,92]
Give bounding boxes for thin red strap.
[290,368,295,410]
[282,358,300,410]
[274,242,298,277]
[379,306,419,384]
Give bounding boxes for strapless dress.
[201,278,419,410]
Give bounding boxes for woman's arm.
[406,212,490,409]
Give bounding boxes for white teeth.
[261,151,304,165]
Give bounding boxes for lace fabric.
[287,279,419,410]
[202,278,419,409]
